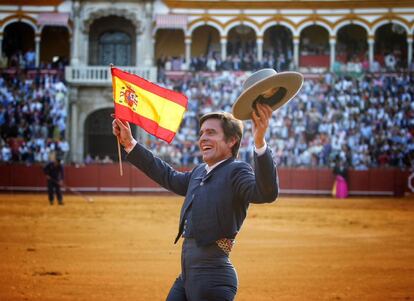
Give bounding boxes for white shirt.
[205,143,267,174]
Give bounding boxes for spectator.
[384,53,396,71]
[24,49,36,69]
[43,154,64,205]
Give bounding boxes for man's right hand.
[111,114,137,153]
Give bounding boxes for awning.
[154,14,187,32]
[38,13,70,27]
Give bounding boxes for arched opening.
[227,24,257,70]
[336,24,368,63]
[300,25,329,68]
[99,32,131,66]
[84,108,118,162]
[40,26,70,68]
[2,21,35,67]
[88,16,136,66]
[263,25,293,71]
[374,23,407,70]
[155,29,185,71]
[189,25,220,71]
[191,25,220,57]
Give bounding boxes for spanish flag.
[111,67,188,143]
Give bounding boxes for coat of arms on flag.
[119,85,139,109]
[111,67,188,143]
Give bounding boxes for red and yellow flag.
[111,67,188,143]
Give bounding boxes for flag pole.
[110,63,123,176]
[117,137,123,176]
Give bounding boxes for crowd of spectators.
[0,52,412,171]
[157,41,293,81]
[150,71,413,170]
[1,49,36,69]
[0,70,69,164]
[1,49,68,70]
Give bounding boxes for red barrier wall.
[0,163,410,196]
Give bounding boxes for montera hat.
[232,69,303,120]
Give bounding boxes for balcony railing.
[65,66,157,85]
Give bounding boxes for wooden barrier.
[0,163,409,196]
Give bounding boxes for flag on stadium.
[111,67,188,143]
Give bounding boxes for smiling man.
[112,102,278,301]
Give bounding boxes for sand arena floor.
[0,194,413,301]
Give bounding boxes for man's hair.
[199,112,243,158]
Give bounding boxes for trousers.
[47,180,63,204]
[166,238,238,301]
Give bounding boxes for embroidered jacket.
[127,143,279,247]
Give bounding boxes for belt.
[216,238,235,255]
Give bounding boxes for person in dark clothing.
[43,156,64,205]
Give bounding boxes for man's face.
[198,118,235,166]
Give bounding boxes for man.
[112,103,278,301]
[43,155,64,205]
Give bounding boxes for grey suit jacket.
[127,142,279,247]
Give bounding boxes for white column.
[368,37,374,70]
[144,36,154,67]
[136,33,142,66]
[68,35,72,63]
[220,37,227,61]
[70,1,80,65]
[185,37,191,67]
[35,34,41,67]
[330,37,336,72]
[69,88,79,162]
[293,37,300,70]
[256,36,263,62]
[143,9,154,67]
[0,34,3,58]
[83,31,89,65]
[407,37,413,69]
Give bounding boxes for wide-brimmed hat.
[232,69,303,120]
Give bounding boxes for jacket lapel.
[181,158,235,219]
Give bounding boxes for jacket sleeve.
[126,143,191,196]
[231,147,279,204]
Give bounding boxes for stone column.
[83,30,89,65]
[0,34,3,59]
[220,37,227,61]
[293,36,300,70]
[70,0,80,65]
[35,34,41,67]
[143,4,154,67]
[185,37,191,67]
[69,88,79,162]
[68,34,72,64]
[256,36,263,62]
[407,36,413,69]
[144,35,154,67]
[136,32,143,66]
[329,37,336,72]
[368,36,374,69]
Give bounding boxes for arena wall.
[0,164,409,196]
